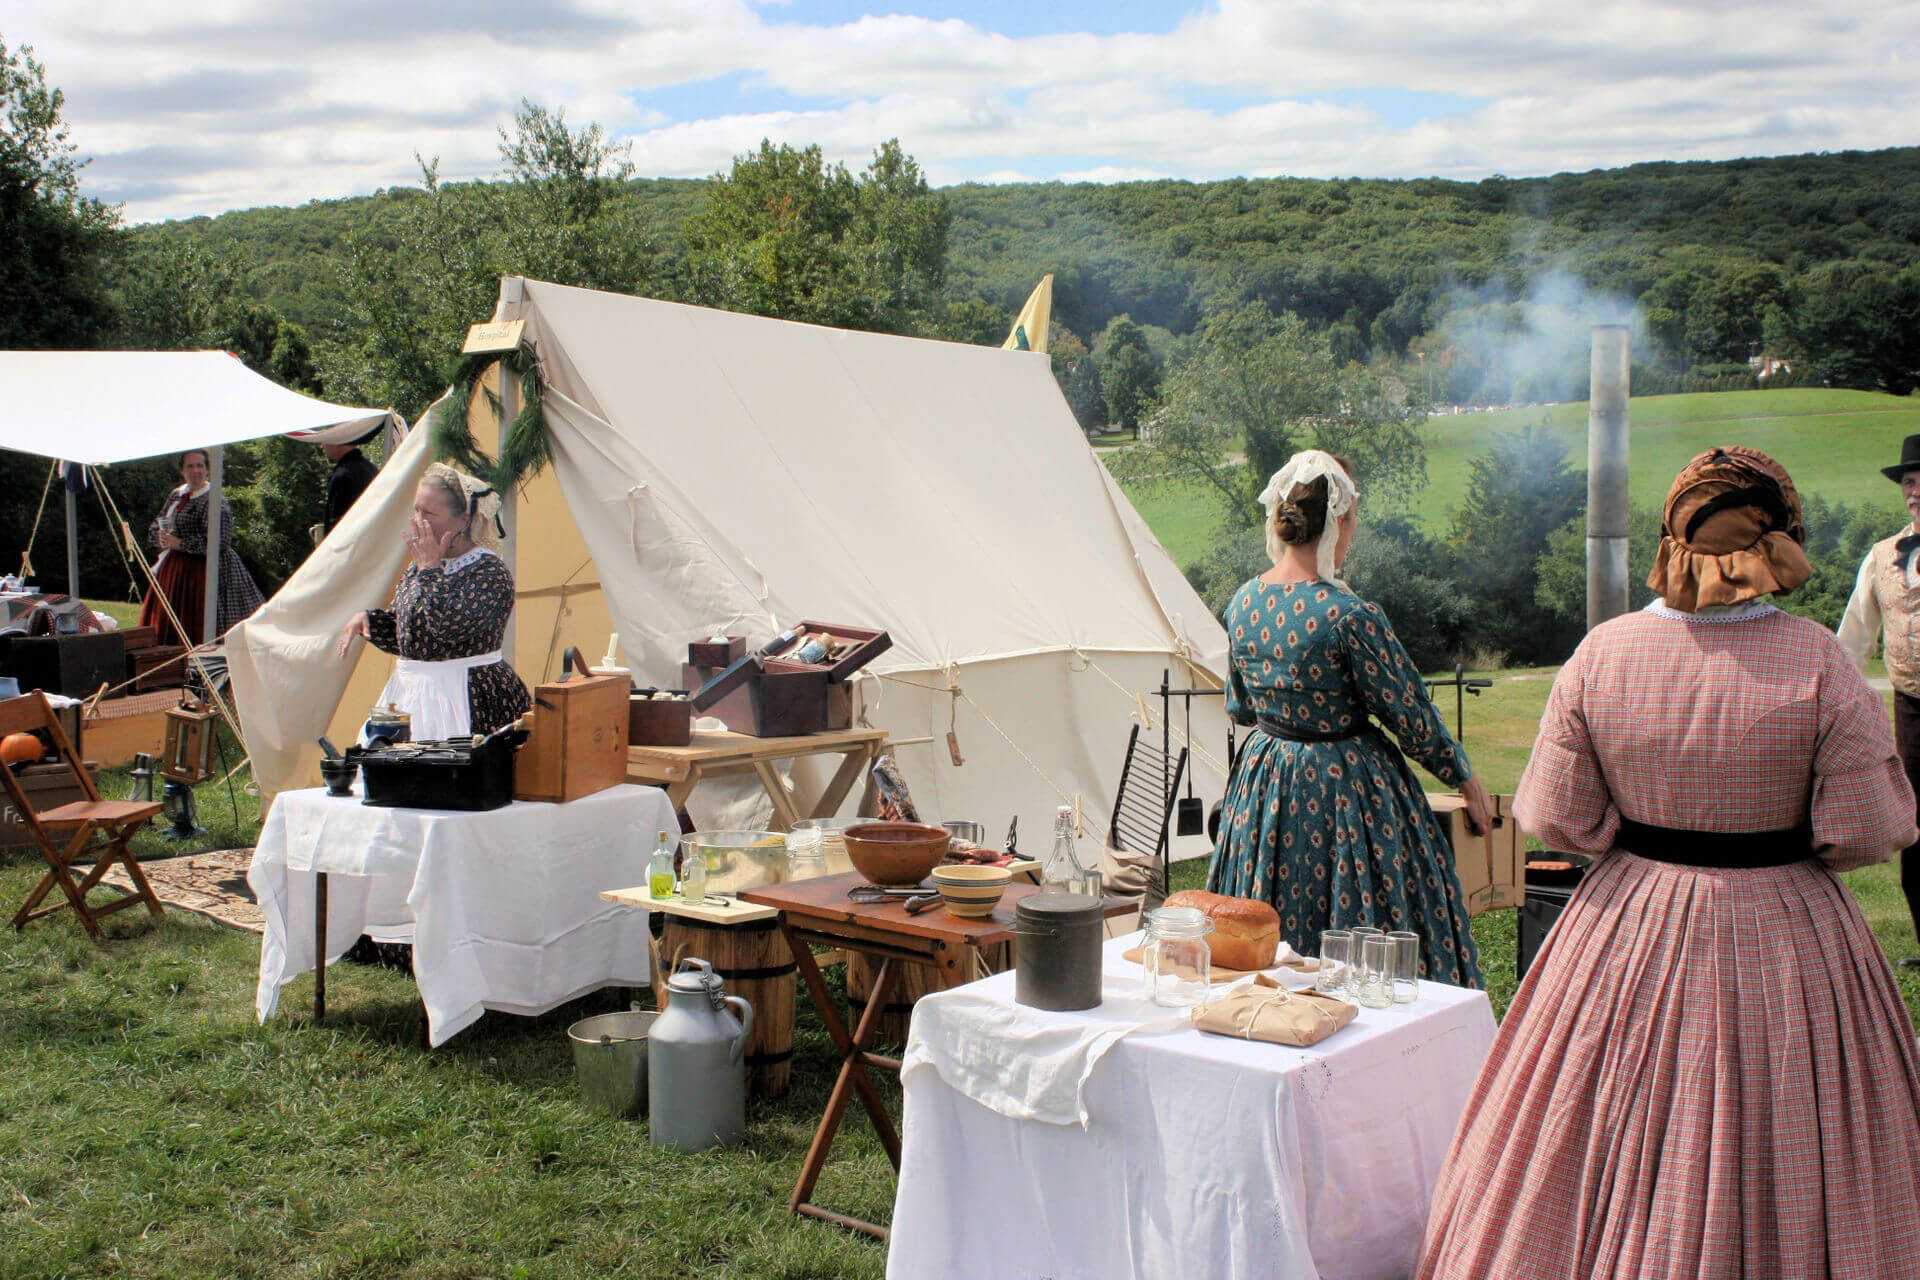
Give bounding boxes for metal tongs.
[847,884,940,913]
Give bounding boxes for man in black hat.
[321,430,382,536]
[1837,431,1920,966]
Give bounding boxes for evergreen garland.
[429,344,552,494]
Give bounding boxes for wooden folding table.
[739,871,1131,1240]
[625,727,889,832]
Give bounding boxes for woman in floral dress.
[336,462,529,739]
[1207,450,1490,987]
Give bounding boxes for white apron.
[367,649,504,743]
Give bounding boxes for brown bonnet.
[1645,446,1811,611]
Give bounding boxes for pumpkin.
[0,732,44,767]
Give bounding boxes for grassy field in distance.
[1111,388,1920,570]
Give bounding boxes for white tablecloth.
[251,783,674,1046]
[889,933,1496,1280]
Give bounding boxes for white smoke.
[1428,258,1648,408]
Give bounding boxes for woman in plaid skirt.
[1419,447,1920,1279]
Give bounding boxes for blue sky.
[9,0,1915,222]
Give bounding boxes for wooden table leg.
[809,748,870,821]
[753,760,805,832]
[785,922,903,1239]
[314,870,328,1023]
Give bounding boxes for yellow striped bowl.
[931,864,1014,918]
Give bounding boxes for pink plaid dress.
[1418,602,1920,1279]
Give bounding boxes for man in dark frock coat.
[322,437,380,534]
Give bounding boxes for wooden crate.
[0,761,102,851]
[1428,792,1525,915]
[514,673,630,803]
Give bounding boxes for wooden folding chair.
[2,691,164,941]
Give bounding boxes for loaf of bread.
[1163,890,1282,971]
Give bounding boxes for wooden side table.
[625,727,889,831]
[739,871,1132,1240]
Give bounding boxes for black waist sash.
[1613,818,1813,869]
[1255,715,1372,744]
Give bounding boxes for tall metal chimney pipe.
[1586,325,1631,631]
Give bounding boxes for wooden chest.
[0,632,125,700]
[130,644,189,692]
[514,673,630,803]
[1428,792,1525,916]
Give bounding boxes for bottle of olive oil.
[648,830,677,900]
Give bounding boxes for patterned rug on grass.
[99,848,261,934]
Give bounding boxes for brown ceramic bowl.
[844,822,952,887]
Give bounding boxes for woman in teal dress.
[1208,450,1491,987]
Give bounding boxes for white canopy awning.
[0,350,399,464]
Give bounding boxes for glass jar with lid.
[1141,905,1215,1007]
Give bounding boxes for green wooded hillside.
[135,146,1920,385]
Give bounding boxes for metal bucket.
[1015,893,1105,1011]
[567,1009,658,1118]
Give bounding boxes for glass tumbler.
[1355,935,1394,1009]
[786,826,827,880]
[1346,927,1383,996]
[1389,931,1421,1004]
[1317,929,1354,995]
[1141,906,1214,1007]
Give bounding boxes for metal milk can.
[647,957,755,1152]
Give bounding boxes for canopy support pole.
[64,484,78,598]
[497,366,518,667]
[203,447,225,643]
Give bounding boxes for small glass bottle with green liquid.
[647,830,677,901]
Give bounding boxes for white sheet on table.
[889,934,1496,1280]
[250,784,674,1046]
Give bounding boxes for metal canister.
[647,958,754,1152]
[1015,893,1105,1011]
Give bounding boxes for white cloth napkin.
[902,976,1188,1128]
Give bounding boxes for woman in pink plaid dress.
[1419,448,1920,1279]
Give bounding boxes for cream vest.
[1872,531,1920,695]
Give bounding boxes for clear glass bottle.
[1041,805,1079,895]
[648,829,677,900]
[680,837,708,904]
[1142,906,1214,1007]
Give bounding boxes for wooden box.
[788,620,890,684]
[688,636,746,668]
[629,696,692,747]
[687,657,828,737]
[118,626,159,652]
[0,762,101,851]
[131,644,189,692]
[0,632,125,700]
[1428,792,1525,916]
[514,673,630,803]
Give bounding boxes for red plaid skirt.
[1418,852,1920,1279]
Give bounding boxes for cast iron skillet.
[1524,851,1594,889]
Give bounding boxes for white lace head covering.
[421,462,506,552]
[1258,450,1358,583]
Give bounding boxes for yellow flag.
[1001,274,1053,354]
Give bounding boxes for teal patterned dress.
[1207,577,1484,988]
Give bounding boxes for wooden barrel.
[846,944,1010,1049]
[659,916,796,1099]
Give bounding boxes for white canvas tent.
[0,350,401,636]
[228,279,1231,845]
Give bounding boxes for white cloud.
[5,0,1916,222]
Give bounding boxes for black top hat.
[1885,434,1920,481]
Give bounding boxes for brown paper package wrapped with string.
[1189,973,1358,1048]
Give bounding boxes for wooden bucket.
[846,943,1011,1049]
[659,916,796,1099]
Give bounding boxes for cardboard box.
[514,672,630,803]
[1427,792,1525,915]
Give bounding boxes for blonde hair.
[420,462,505,551]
